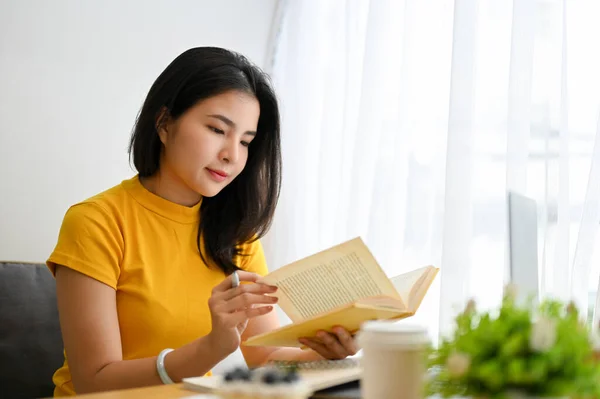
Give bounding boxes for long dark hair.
[128,47,281,275]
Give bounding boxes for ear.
[156,107,171,145]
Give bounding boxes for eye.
[241,141,250,147]
[208,126,224,134]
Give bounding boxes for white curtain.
[263,0,600,338]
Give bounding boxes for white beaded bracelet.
[156,348,174,384]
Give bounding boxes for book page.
[356,296,406,310]
[260,237,399,322]
[390,266,432,303]
[407,266,439,312]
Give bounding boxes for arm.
[240,309,359,367]
[55,266,225,393]
[56,266,275,394]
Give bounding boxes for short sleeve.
[238,238,269,277]
[47,202,123,289]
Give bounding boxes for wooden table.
[58,380,362,399]
[58,384,213,399]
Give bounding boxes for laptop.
[507,191,540,304]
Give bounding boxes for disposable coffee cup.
[357,321,429,399]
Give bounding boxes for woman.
[47,47,357,396]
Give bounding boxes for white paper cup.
[357,321,429,399]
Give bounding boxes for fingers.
[316,330,349,359]
[213,271,265,293]
[299,337,336,359]
[332,326,359,355]
[227,305,274,326]
[219,292,278,313]
[220,281,278,302]
[299,327,358,360]
[208,272,278,332]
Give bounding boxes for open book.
[242,237,439,348]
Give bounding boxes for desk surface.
[64,381,362,399]
[67,384,204,399]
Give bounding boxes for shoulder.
[60,201,118,235]
[81,177,134,213]
[63,176,136,225]
[47,179,133,287]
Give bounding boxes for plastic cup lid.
[358,321,430,347]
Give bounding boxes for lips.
[206,168,229,182]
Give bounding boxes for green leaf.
[427,295,600,397]
[506,358,526,384]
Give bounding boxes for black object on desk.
[311,380,361,399]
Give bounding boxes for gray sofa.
[0,262,64,398]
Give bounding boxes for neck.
[140,167,202,208]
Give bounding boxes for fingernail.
[269,285,278,291]
[271,296,279,302]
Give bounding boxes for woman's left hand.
[299,326,359,360]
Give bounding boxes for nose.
[219,138,239,164]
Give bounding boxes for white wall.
[0,0,277,263]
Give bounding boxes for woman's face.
[158,90,260,199]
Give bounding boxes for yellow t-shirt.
[46,175,268,396]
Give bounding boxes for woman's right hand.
[207,271,278,355]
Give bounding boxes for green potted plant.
[426,286,600,398]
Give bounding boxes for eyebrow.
[208,114,256,136]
